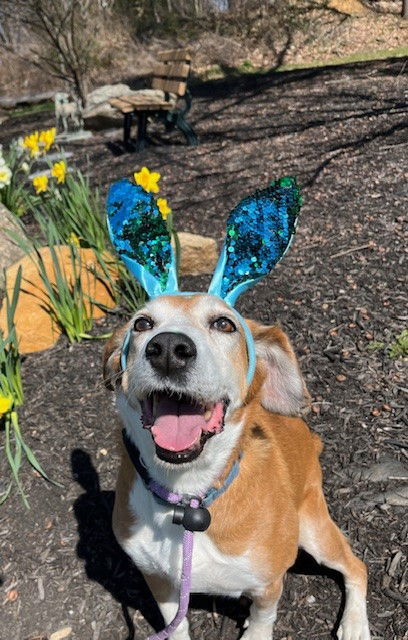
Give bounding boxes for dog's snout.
[145,332,197,376]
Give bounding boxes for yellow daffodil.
[32,175,48,194]
[134,167,160,194]
[68,233,80,247]
[23,131,40,158]
[39,127,56,153]
[0,393,13,415]
[51,160,66,184]
[157,198,171,220]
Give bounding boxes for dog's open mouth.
[141,392,227,464]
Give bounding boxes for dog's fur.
[103,294,370,640]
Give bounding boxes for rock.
[0,246,118,354]
[82,83,131,129]
[0,204,28,289]
[175,232,218,276]
[351,460,408,482]
[83,84,175,130]
[87,83,132,108]
[368,486,408,507]
[83,104,125,130]
[49,628,72,640]
[327,0,368,16]
[364,462,408,482]
[0,90,55,110]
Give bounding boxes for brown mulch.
[0,57,407,640]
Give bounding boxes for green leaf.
[12,413,63,488]
[0,483,12,505]
[5,417,29,509]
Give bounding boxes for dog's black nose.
[145,332,197,377]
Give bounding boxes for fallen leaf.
[6,589,18,602]
[49,628,72,640]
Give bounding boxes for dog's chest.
[123,481,263,598]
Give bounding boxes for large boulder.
[0,204,28,289]
[82,84,174,130]
[327,0,368,15]
[82,83,132,129]
[0,90,55,110]
[176,232,218,277]
[0,246,118,353]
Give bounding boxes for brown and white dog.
[103,293,371,640]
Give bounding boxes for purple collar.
[122,429,242,529]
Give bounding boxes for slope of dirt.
[0,4,407,102]
[0,57,407,640]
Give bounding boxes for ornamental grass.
[1,267,54,507]
[30,166,108,254]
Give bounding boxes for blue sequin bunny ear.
[106,179,178,298]
[208,176,301,306]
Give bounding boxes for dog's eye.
[211,317,236,333]
[134,316,154,332]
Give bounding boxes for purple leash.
[147,493,199,640]
[121,431,241,640]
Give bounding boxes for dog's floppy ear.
[103,324,129,390]
[246,321,310,416]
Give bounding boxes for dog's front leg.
[143,573,192,640]
[241,579,283,640]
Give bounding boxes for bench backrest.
[151,49,192,97]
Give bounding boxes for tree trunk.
[73,72,88,110]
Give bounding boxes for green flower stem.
[5,414,29,509]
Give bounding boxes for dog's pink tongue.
[151,396,205,452]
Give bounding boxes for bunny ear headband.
[106,174,302,385]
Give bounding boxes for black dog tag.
[173,505,211,531]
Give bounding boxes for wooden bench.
[109,49,199,151]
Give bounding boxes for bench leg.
[176,113,199,146]
[135,111,148,151]
[123,112,133,150]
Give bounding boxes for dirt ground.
[0,57,407,640]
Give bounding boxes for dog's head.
[104,294,309,470]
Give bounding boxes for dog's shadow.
[71,449,344,639]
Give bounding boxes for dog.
[103,293,371,640]
[54,92,82,133]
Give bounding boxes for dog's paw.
[337,610,371,640]
[240,625,273,640]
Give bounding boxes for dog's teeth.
[204,409,212,421]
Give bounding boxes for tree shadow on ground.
[106,57,407,196]
[71,448,346,640]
